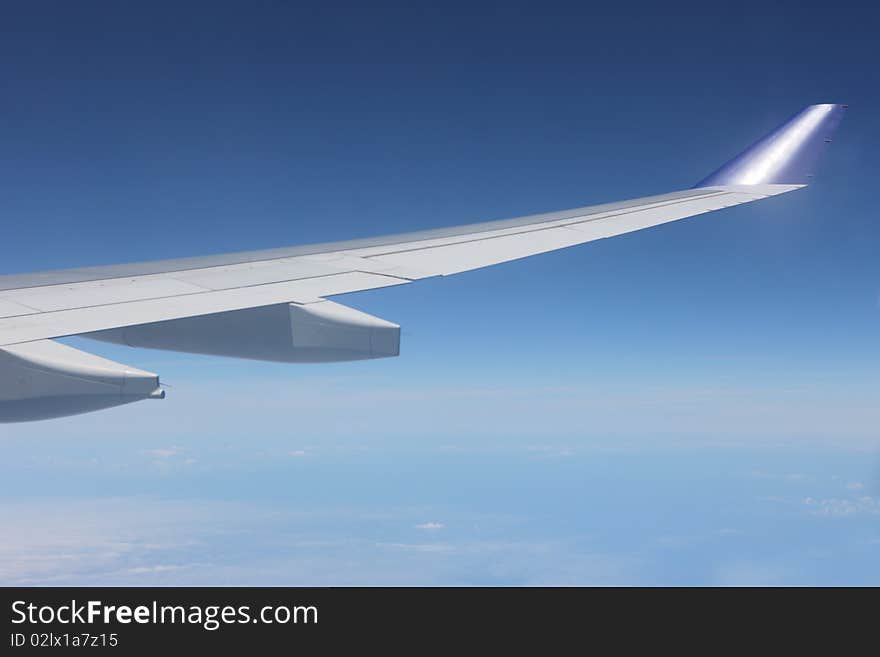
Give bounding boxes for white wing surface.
[0,184,794,346]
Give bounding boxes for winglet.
[694,104,847,188]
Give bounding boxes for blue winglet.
[694,104,847,188]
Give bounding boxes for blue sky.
[1,0,879,585]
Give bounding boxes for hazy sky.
[1,0,878,585]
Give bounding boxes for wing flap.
[168,256,349,290]
[357,186,793,276]
[0,278,210,314]
[0,272,409,346]
[367,225,594,276]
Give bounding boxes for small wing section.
[0,339,163,422]
[87,300,400,363]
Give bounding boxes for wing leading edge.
[0,104,847,421]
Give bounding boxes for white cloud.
[415,522,444,531]
[0,498,641,586]
[803,496,880,517]
[124,565,187,575]
[10,359,880,447]
[146,446,182,459]
[715,561,791,586]
[378,542,454,553]
[0,498,256,585]
[747,470,809,483]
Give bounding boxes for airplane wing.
[0,103,847,421]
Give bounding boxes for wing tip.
[693,103,847,188]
